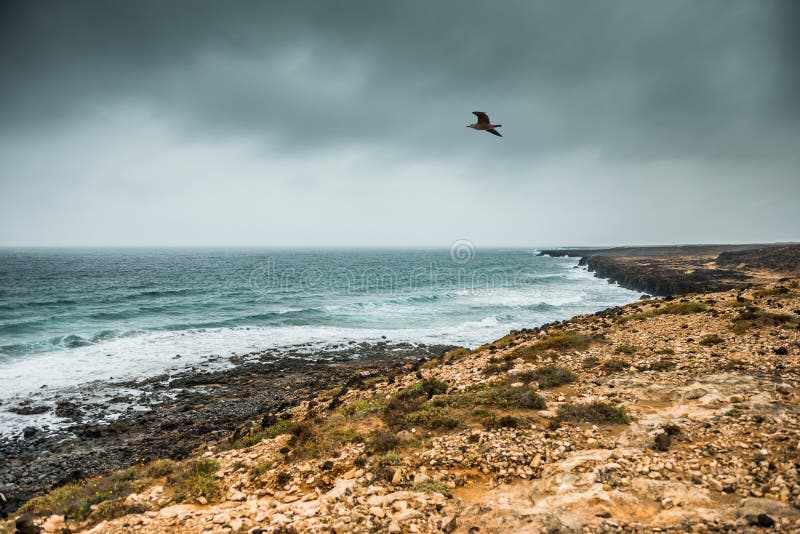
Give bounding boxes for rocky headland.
[539,244,800,297]
[3,246,800,533]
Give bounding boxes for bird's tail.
[493,124,502,128]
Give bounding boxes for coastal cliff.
[4,249,800,533]
[539,244,799,296]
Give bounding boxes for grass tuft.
[556,401,630,424]
[168,458,221,503]
[18,467,144,524]
[144,459,176,478]
[516,364,578,389]
[730,306,799,334]
[366,431,400,454]
[410,480,452,498]
[404,406,462,430]
[382,380,448,429]
[601,358,630,373]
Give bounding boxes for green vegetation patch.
[143,459,176,478]
[168,458,221,503]
[753,286,791,298]
[507,330,594,363]
[230,417,293,449]
[366,430,400,454]
[556,401,630,424]
[582,355,601,369]
[730,306,799,334]
[516,364,578,389]
[410,480,452,498]
[375,451,402,467]
[483,360,514,376]
[382,379,448,429]
[614,344,637,355]
[18,466,147,524]
[601,358,630,373]
[405,406,463,431]
[343,398,382,418]
[532,329,594,352]
[249,460,274,477]
[433,382,547,411]
[382,379,547,434]
[482,414,528,430]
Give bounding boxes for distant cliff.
[538,244,797,296]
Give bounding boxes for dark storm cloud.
[0,1,798,247]
[1,0,798,160]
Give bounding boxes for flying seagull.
[467,111,502,137]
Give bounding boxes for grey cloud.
[0,1,798,246]
[1,0,798,160]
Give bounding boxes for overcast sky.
[1,0,798,247]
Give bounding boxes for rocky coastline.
[0,342,454,515]
[3,246,800,533]
[539,244,800,296]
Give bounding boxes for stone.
[413,472,430,485]
[737,497,795,527]
[653,432,671,451]
[228,490,246,502]
[685,388,708,400]
[41,514,65,533]
[392,500,408,512]
[272,513,290,524]
[441,514,458,532]
[752,514,775,527]
[368,506,385,518]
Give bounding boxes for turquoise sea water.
[0,248,640,405]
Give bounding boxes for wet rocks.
[9,405,49,416]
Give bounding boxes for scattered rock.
[653,432,671,451]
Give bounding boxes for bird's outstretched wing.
[472,111,490,125]
[487,128,502,137]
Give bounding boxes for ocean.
[0,247,640,435]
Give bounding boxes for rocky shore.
[539,244,800,296]
[3,247,800,533]
[0,342,454,515]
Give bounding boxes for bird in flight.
[467,111,502,137]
